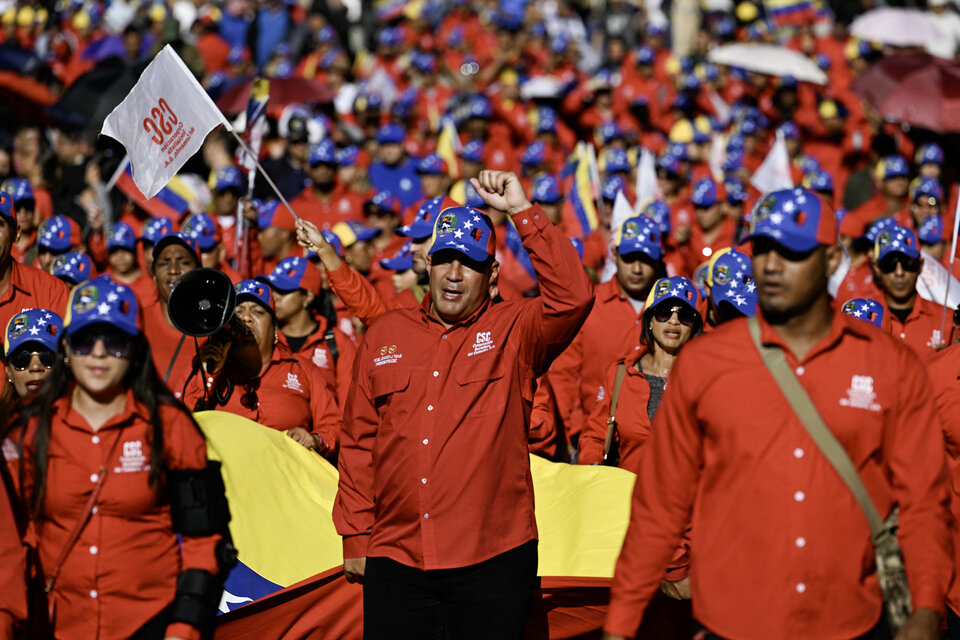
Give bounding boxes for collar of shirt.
[885,295,938,326]
[756,303,872,365]
[55,387,147,433]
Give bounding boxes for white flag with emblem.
[101,45,230,199]
[634,147,660,212]
[750,129,793,195]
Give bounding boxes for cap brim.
[397,222,434,239]
[428,238,490,263]
[381,255,414,271]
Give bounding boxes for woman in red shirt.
[16,274,230,640]
[185,279,341,459]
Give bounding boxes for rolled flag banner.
[238,78,270,176]
[570,143,600,237]
[601,190,636,283]
[750,129,794,195]
[634,147,660,213]
[101,45,231,199]
[436,116,461,179]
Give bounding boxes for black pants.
[948,607,960,640]
[363,540,539,640]
[703,613,890,640]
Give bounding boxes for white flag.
[750,129,793,195]
[101,45,230,199]
[918,251,960,309]
[600,190,635,283]
[634,147,660,212]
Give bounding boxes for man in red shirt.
[333,171,593,638]
[839,156,910,239]
[604,187,951,640]
[872,224,954,356]
[289,139,364,230]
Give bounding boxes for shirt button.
[442,335,448,340]
[89,545,98,555]
[422,439,429,445]
[795,537,806,548]
[796,583,806,594]
[433,371,439,377]
[703,247,713,257]
[90,473,99,483]
[91,506,98,514]
[899,332,906,339]
[423,513,429,519]
[794,490,805,502]
[522,218,529,225]
[421,478,427,484]
[91,435,100,444]
[795,366,805,376]
[793,448,804,459]
[427,405,434,411]
[89,590,98,599]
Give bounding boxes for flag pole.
[938,197,960,345]
[226,128,299,222]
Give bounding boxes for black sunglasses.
[239,377,261,410]
[8,347,55,371]
[67,330,134,358]
[652,305,698,327]
[878,255,922,274]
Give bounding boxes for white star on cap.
[116,286,126,292]
[464,220,474,229]
[455,243,468,251]
[853,309,862,317]
[97,302,110,316]
[44,313,51,320]
[473,215,481,222]
[669,287,679,296]
[795,194,807,204]
[37,318,47,326]
[727,286,737,297]
[782,201,795,213]
[735,270,743,279]
[734,295,746,306]
[107,292,118,303]
[770,213,784,225]
[454,229,464,239]
[746,281,756,293]
[28,326,39,335]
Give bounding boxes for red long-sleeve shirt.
[882,294,956,357]
[0,457,25,639]
[605,310,952,639]
[333,204,593,570]
[184,344,341,458]
[280,316,357,410]
[17,392,221,640]
[0,261,69,336]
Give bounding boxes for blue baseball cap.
[320,230,343,257]
[52,252,94,285]
[365,190,402,217]
[911,176,944,204]
[599,122,624,144]
[841,298,884,329]
[874,225,919,262]
[778,121,799,139]
[214,166,243,193]
[615,215,662,261]
[804,170,834,194]
[691,178,718,208]
[412,51,437,73]
[1,178,34,206]
[399,196,454,239]
[693,262,710,299]
[338,145,360,166]
[665,142,689,161]
[38,215,82,253]
[795,155,821,175]
[642,200,672,236]
[643,276,700,316]
[746,187,837,252]
[236,279,275,314]
[467,96,492,120]
[380,240,414,271]
[417,153,448,175]
[459,140,484,163]
[65,274,140,336]
[521,142,546,167]
[915,143,944,166]
[603,148,631,174]
[180,212,221,251]
[263,256,322,294]
[917,215,944,245]
[377,26,402,47]
[152,232,201,262]
[377,123,405,144]
[723,149,744,172]
[707,248,757,316]
[309,139,338,166]
[861,217,897,243]
[107,221,136,252]
[602,174,627,202]
[5,308,63,356]
[0,192,14,224]
[429,206,497,263]
[140,217,175,245]
[536,107,558,133]
[332,220,380,248]
[532,175,561,204]
[635,45,655,66]
[464,182,485,209]
[724,177,748,204]
[876,155,909,181]
[657,154,682,177]
[257,200,297,232]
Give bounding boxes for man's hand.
[241,196,259,225]
[659,576,691,600]
[894,608,940,640]
[470,171,532,216]
[296,219,344,272]
[199,333,232,375]
[286,427,316,449]
[344,557,366,584]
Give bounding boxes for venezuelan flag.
[436,116,461,179]
[199,412,635,639]
[763,0,818,27]
[115,164,190,220]
[569,143,600,237]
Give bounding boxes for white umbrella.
[850,8,940,47]
[707,43,828,85]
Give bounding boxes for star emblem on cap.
[746,281,756,293]
[37,318,46,326]
[464,220,474,229]
[454,229,463,239]
[734,295,746,306]
[97,302,110,316]
[28,326,39,335]
[107,292,118,302]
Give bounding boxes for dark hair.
[18,330,202,516]
[641,300,703,348]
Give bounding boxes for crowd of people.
[1,0,960,639]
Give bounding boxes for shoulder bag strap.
[746,316,885,536]
[44,430,123,593]
[603,363,628,462]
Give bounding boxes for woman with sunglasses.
[578,276,703,470]
[1,309,63,419]
[185,279,341,458]
[579,276,702,638]
[13,275,229,640]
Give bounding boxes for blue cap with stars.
[107,221,136,252]
[309,139,338,166]
[459,140,484,163]
[532,175,561,204]
[911,176,944,204]
[615,215,662,261]
[861,216,897,243]
[915,143,945,167]
[707,247,757,316]
[380,240,414,271]
[52,252,94,286]
[235,279,275,314]
[643,276,700,315]
[691,177,718,208]
[693,262,710,299]
[214,166,243,192]
[521,142,546,167]
[65,274,140,337]
[602,174,627,202]
[1,177,34,205]
[841,298,885,329]
[603,148,631,174]
[804,170,834,194]
[140,217,174,245]
[399,196,456,240]
[5,308,63,357]
[875,225,919,262]
[641,200,672,236]
[917,215,943,245]
[428,206,497,264]
[745,187,837,253]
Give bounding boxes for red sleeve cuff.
[509,204,550,236]
[912,585,947,618]
[165,621,202,640]
[342,533,370,558]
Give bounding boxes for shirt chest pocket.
[370,368,412,413]
[455,357,507,417]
